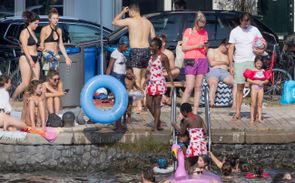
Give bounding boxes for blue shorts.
[206,68,230,82]
[111,72,125,86]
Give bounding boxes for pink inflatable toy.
[171,144,221,183]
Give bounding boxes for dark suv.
[0,16,112,58]
[106,10,278,51]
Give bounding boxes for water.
[0,169,294,183]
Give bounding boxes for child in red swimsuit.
[146,37,173,131]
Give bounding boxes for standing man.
[228,12,263,120]
[112,4,155,113]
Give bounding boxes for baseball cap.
[119,36,129,46]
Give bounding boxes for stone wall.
[0,143,294,171]
[0,143,171,172]
[212,143,295,169]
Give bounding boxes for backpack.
[46,113,63,127]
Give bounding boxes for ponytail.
[48,8,59,18]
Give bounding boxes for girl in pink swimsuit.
[244,56,270,125]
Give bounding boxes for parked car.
[106,10,278,52]
[0,15,112,58]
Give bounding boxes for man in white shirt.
[0,75,12,114]
[228,12,263,120]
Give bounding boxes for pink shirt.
[183,28,208,59]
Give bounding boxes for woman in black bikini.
[12,11,40,101]
[39,8,71,72]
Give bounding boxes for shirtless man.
[206,39,234,107]
[159,34,180,79]
[158,34,180,105]
[112,4,155,112]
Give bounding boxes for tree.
[216,0,257,14]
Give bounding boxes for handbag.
[46,113,63,127]
[184,59,195,67]
[175,28,193,68]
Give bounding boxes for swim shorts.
[129,48,150,69]
[206,68,230,82]
[184,58,209,75]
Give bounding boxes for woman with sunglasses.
[12,11,40,101]
[180,11,209,115]
[39,8,71,72]
[43,69,67,114]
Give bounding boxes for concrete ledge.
[0,124,171,145]
[245,129,295,144]
[1,123,295,145]
[212,129,245,144]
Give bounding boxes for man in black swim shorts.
[113,3,155,112]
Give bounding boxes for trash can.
[60,46,83,107]
[84,47,97,83]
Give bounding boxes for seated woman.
[43,69,67,114]
[21,80,47,131]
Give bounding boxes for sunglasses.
[53,78,60,82]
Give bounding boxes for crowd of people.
[110,3,270,134]
[0,8,71,132]
[0,1,293,182]
[110,1,292,182]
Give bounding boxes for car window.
[63,23,105,44]
[216,15,236,40]
[4,24,22,43]
[149,14,182,41]
[185,13,216,41]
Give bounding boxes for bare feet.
[256,119,264,123]
[231,114,240,122]
[250,121,255,128]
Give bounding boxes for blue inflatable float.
[80,75,128,124]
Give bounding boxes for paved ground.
[10,100,295,144]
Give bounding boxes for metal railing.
[171,87,177,144]
[204,87,212,152]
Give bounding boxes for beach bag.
[46,113,63,127]
[175,28,193,68]
[280,80,295,105]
